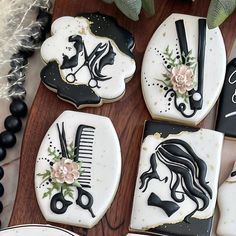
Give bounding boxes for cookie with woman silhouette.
[40,13,136,108]
[130,120,223,236]
[141,13,226,125]
[35,111,121,228]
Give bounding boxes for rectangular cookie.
[130,120,223,236]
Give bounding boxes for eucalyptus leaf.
[142,0,155,16]
[102,0,113,3]
[207,0,236,29]
[114,0,142,21]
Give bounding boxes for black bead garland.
[10,99,28,118]
[0,148,6,162]
[0,131,16,148]
[0,3,52,226]
[4,115,22,133]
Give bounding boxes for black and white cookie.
[35,111,121,228]
[0,224,79,236]
[130,121,223,236]
[40,13,136,108]
[216,58,236,138]
[142,13,226,125]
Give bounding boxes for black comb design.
[50,123,96,218]
[74,125,96,217]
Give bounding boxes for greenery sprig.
[102,0,155,21]
[102,0,236,28]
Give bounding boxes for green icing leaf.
[114,0,142,21]
[62,183,74,199]
[42,182,62,199]
[37,169,51,180]
[48,147,60,161]
[142,0,155,16]
[207,0,236,29]
[67,142,76,160]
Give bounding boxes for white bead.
[193,92,201,101]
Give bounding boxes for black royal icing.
[140,120,213,236]
[216,58,236,138]
[41,12,135,108]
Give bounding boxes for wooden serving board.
[9,0,236,235]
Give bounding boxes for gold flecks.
[143,147,147,151]
[163,32,166,37]
[210,37,213,40]
[79,27,86,35]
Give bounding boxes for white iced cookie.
[40,13,136,108]
[35,111,121,228]
[0,224,79,236]
[217,161,236,236]
[141,13,226,125]
[130,121,223,236]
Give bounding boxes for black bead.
[0,183,4,197]
[0,167,4,180]
[0,147,6,161]
[10,99,28,118]
[0,131,16,148]
[7,68,26,85]
[4,115,22,133]
[37,9,52,33]
[0,201,3,214]
[8,84,26,100]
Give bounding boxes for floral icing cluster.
[161,46,197,100]
[37,144,82,199]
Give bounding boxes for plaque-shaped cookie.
[40,13,136,108]
[217,161,236,236]
[35,111,121,228]
[130,121,223,236]
[141,13,226,125]
[216,58,236,138]
[0,224,79,236]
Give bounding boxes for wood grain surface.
[9,0,236,235]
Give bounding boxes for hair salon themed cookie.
[40,13,136,108]
[217,161,236,236]
[216,58,236,138]
[130,121,223,236]
[35,111,121,228]
[141,13,226,125]
[0,224,79,236]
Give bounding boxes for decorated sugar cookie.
[141,13,226,125]
[217,161,236,236]
[216,58,236,138]
[130,121,223,236]
[0,224,79,236]
[40,13,136,108]
[35,111,121,228]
